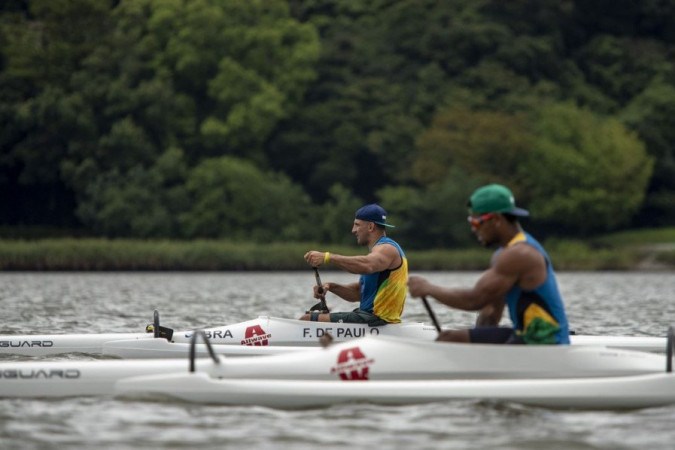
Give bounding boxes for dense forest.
[1,0,673,249]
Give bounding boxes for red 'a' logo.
[240,325,271,346]
[330,347,374,381]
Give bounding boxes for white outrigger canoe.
[113,326,675,410]
[0,311,667,358]
[0,332,670,399]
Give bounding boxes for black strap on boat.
[189,329,221,373]
[151,310,174,342]
[421,296,442,334]
[153,310,160,338]
[667,326,674,373]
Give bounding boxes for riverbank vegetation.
[1,228,672,271]
[1,2,674,250]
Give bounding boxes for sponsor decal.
[0,340,54,348]
[0,369,81,379]
[183,330,233,340]
[241,325,271,346]
[330,347,374,381]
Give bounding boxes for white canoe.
[0,335,668,398]
[115,372,675,410]
[0,316,436,357]
[0,315,667,357]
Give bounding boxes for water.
[1,271,674,449]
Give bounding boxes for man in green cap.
[408,184,570,345]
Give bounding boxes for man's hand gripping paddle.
[306,267,330,314]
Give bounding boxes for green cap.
[468,184,529,216]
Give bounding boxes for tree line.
[1,0,673,248]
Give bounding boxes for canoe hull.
[115,372,675,410]
[0,335,667,398]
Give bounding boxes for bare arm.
[408,264,517,311]
[408,244,544,311]
[304,244,401,274]
[475,302,505,326]
[318,282,361,303]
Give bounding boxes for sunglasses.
[467,213,495,228]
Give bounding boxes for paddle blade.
[306,300,330,314]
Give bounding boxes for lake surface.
[1,271,674,449]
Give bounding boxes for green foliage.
[181,156,314,241]
[0,0,319,240]
[413,108,532,189]
[202,59,286,157]
[542,239,636,271]
[522,103,653,233]
[77,147,189,237]
[378,168,482,249]
[405,248,491,271]
[268,0,488,201]
[412,102,653,236]
[0,234,665,271]
[0,238,334,270]
[577,35,671,106]
[620,80,675,225]
[314,184,362,245]
[1,0,674,245]
[591,227,675,247]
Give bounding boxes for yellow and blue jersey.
[359,237,408,323]
[503,232,570,344]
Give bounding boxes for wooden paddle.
[421,296,442,334]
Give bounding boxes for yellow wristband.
[324,252,331,264]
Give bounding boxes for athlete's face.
[352,219,372,246]
[468,213,498,247]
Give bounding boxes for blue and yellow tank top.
[503,232,570,344]
[359,237,408,323]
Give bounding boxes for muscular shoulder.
[371,241,402,269]
[495,242,545,275]
[495,242,546,288]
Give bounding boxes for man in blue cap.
[408,184,570,344]
[302,204,408,326]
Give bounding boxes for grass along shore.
[0,229,673,271]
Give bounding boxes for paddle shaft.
[309,267,329,313]
[421,296,442,333]
[314,267,325,296]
